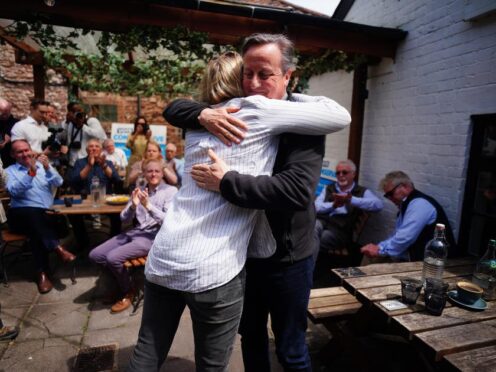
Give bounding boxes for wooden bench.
[123,255,147,314]
[307,286,363,363]
[308,286,362,323]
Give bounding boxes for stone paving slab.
[0,281,39,309]
[0,336,80,372]
[86,303,143,331]
[17,302,90,341]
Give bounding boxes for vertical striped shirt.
[145,94,351,292]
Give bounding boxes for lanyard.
[70,123,82,145]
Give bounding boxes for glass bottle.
[472,239,496,300]
[422,224,449,283]
[90,176,101,207]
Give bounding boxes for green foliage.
[4,21,364,97]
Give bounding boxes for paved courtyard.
[0,228,330,372]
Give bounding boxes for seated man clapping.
[6,139,75,294]
[89,159,177,313]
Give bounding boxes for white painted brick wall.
[306,70,353,162]
[307,0,496,245]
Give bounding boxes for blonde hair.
[142,158,164,173]
[200,51,244,104]
[144,140,163,160]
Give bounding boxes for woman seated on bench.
[89,158,177,313]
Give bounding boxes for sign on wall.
[315,158,338,196]
[110,123,167,158]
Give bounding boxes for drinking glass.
[424,278,449,315]
[400,278,423,305]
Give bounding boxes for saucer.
[447,290,487,311]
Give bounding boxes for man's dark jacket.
[164,97,324,264]
[0,114,16,167]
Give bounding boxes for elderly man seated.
[68,139,121,251]
[89,159,177,313]
[103,139,127,179]
[6,139,75,294]
[313,160,383,283]
[314,160,383,259]
[361,171,457,262]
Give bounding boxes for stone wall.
[312,0,496,244]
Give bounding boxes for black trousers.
[8,207,60,272]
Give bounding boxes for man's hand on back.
[191,149,229,192]
[198,107,247,146]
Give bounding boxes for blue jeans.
[127,269,245,372]
[239,256,314,372]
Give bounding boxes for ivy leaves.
[4,20,364,97]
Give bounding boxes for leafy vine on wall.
[3,21,365,98]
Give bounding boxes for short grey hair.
[103,139,114,148]
[337,159,357,173]
[241,33,296,73]
[379,170,414,191]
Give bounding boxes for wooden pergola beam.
[0,0,406,58]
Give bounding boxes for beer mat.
[379,300,408,311]
[53,199,83,205]
[335,267,366,277]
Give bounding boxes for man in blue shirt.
[68,139,121,250]
[360,171,456,261]
[314,160,383,260]
[6,139,75,294]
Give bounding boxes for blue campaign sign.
[111,123,168,160]
[315,158,337,196]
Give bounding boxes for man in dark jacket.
[0,98,17,167]
[164,33,350,372]
[361,170,457,261]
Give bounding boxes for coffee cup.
[456,281,483,305]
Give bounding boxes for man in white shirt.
[62,102,107,166]
[103,139,128,179]
[164,142,183,186]
[11,99,51,154]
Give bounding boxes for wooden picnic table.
[330,258,496,371]
[49,195,128,215]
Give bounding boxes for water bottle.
[422,224,449,283]
[472,239,496,300]
[90,176,101,207]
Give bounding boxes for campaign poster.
[110,123,167,158]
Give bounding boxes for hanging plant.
[3,20,365,97]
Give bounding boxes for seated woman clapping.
[127,140,177,188]
[89,158,177,313]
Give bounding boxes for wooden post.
[347,63,368,176]
[33,64,45,99]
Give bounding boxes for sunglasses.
[384,183,402,199]
[336,170,350,176]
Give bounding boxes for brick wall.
[311,0,496,243]
[79,92,184,156]
[0,43,68,120]
[0,43,184,156]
